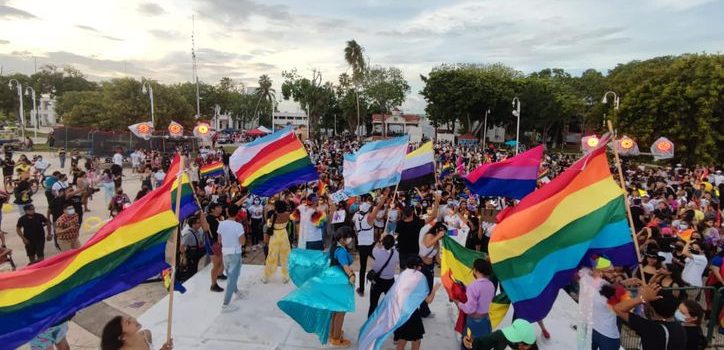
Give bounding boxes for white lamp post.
[482,108,490,146]
[141,79,155,127]
[8,79,25,139]
[24,86,38,138]
[512,97,521,154]
[602,91,620,129]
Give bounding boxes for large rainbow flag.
[463,145,543,200]
[229,127,318,196]
[0,176,198,349]
[489,137,637,322]
[440,236,510,330]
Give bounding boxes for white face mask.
[65,208,75,215]
[344,237,353,245]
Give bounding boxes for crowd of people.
[0,132,721,350]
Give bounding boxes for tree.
[344,40,367,136]
[253,74,276,127]
[362,66,410,135]
[281,69,336,136]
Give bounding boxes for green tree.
[363,66,410,135]
[281,69,336,136]
[344,40,367,135]
[253,74,276,127]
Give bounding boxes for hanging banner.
[193,122,214,141]
[616,136,640,156]
[128,121,154,140]
[168,121,184,138]
[581,135,600,153]
[651,137,674,160]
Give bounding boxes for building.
[37,93,58,126]
[272,111,309,140]
[371,108,424,139]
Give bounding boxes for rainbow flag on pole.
[463,145,543,200]
[230,127,318,196]
[0,176,197,349]
[199,161,224,178]
[489,136,637,322]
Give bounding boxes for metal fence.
[620,286,724,349]
[51,126,201,157]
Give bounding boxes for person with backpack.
[353,190,388,297]
[367,234,399,316]
[179,216,207,281]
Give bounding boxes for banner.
[128,121,153,140]
[651,137,674,160]
[329,189,349,204]
[615,136,640,156]
[168,121,184,138]
[193,122,214,141]
[581,135,600,153]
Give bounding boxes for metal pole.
[334,113,337,136]
[482,108,489,147]
[512,97,520,154]
[150,86,155,127]
[8,80,25,139]
[26,87,38,139]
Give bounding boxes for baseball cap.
[501,319,536,345]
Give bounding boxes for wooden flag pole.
[166,155,185,343]
[607,120,645,281]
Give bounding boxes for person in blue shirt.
[328,226,356,347]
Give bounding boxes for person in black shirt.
[13,172,33,215]
[16,204,51,264]
[613,281,686,350]
[630,199,646,232]
[206,203,226,292]
[1,155,14,185]
[678,299,705,350]
[395,207,424,270]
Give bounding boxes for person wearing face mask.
[681,241,707,289]
[291,194,327,250]
[677,299,705,350]
[249,197,264,252]
[444,202,471,247]
[55,204,81,251]
[109,188,131,217]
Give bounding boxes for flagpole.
[607,120,645,280]
[166,155,185,343]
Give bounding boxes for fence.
[619,286,724,349]
[51,126,201,157]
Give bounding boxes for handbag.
[366,249,394,284]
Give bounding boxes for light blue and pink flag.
[358,268,429,350]
[463,145,544,199]
[343,136,409,196]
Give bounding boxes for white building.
[272,111,308,140]
[37,93,58,126]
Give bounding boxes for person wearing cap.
[16,204,51,264]
[641,248,664,283]
[577,257,620,350]
[463,319,537,350]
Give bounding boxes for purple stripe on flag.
[476,165,539,181]
[463,177,537,200]
[401,162,434,181]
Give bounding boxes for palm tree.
[344,40,366,137]
[253,74,276,127]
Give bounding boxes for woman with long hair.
[262,199,291,283]
[100,316,172,350]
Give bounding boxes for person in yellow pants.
[263,200,291,283]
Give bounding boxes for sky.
[0,0,722,114]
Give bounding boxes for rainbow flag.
[200,161,224,178]
[440,236,510,330]
[230,127,318,196]
[171,172,199,220]
[439,161,454,179]
[162,153,181,186]
[489,138,637,322]
[0,175,197,349]
[464,145,543,200]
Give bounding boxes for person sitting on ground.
[462,319,537,350]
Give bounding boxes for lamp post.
[24,86,38,138]
[602,91,619,127]
[512,97,521,154]
[141,79,155,127]
[481,108,490,147]
[8,79,25,139]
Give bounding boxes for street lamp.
[602,91,619,128]
[8,79,25,139]
[24,86,38,138]
[512,97,521,154]
[141,79,155,127]
[481,108,491,147]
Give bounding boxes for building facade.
[272,111,309,140]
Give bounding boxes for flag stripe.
[463,145,543,199]
[0,238,169,348]
[235,134,298,180]
[464,177,537,200]
[466,165,540,182]
[400,162,435,181]
[247,159,319,196]
[489,178,625,259]
[240,148,308,187]
[0,210,178,307]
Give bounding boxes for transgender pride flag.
[343,136,409,196]
[463,145,544,199]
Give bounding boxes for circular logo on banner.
[656,141,672,151]
[620,138,634,149]
[586,137,599,148]
[137,123,151,135]
[197,124,209,135]
[168,122,184,138]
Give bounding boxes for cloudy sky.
[0,0,721,113]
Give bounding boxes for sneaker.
[261,276,269,284]
[356,288,364,297]
[218,274,228,280]
[221,304,239,313]
[210,284,224,292]
[327,337,351,348]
